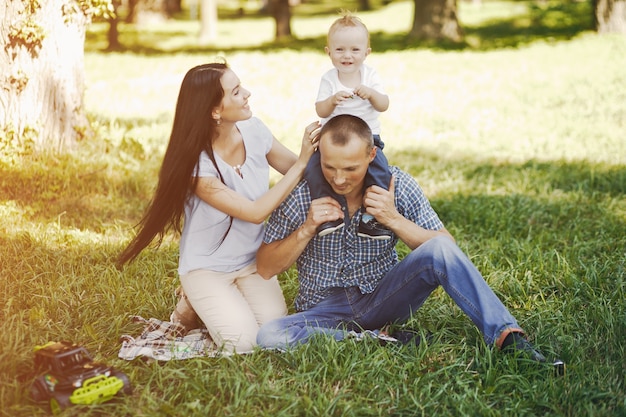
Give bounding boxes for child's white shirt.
[316,64,385,135]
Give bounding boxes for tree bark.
[198,0,218,45]
[166,0,182,15]
[127,0,170,24]
[1,0,90,151]
[409,0,463,42]
[108,0,123,51]
[595,0,626,33]
[268,0,292,40]
[359,0,372,11]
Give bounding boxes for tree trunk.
[409,0,463,42]
[166,0,182,15]
[268,0,292,40]
[127,0,170,24]
[199,0,218,45]
[108,1,123,51]
[595,0,626,33]
[1,0,90,151]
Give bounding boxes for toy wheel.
[30,376,49,402]
[49,394,71,416]
[114,372,133,395]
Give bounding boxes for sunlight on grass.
[3,1,626,416]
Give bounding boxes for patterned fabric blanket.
[119,316,406,361]
[118,316,224,361]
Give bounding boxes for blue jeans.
[257,236,522,350]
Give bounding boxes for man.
[255,114,554,365]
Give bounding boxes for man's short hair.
[320,115,374,151]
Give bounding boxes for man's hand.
[256,196,343,279]
[363,175,454,249]
[303,196,343,235]
[362,175,398,227]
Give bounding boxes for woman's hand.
[297,121,322,165]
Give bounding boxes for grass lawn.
[1,0,625,416]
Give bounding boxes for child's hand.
[332,90,354,106]
[353,85,373,100]
[354,85,389,112]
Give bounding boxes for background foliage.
[1,1,625,416]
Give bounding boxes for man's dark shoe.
[501,332,566,376]
[379,328,432,347]
[317,219,344,236]
[501,332,547,363]
[552,359,566,377]
[358,219,392,240]
[389,329,431,346]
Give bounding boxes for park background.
[1,0,625,415]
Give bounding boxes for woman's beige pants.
[178,263,287,354]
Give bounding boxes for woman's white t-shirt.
[178,117,273,275]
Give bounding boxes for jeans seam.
[439,269,481,319]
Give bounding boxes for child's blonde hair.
[327,10,370,46]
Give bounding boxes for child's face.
[325,26,371,75]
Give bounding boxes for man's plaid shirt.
[263,166,444,312]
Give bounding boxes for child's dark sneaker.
[317,219,344,236]
[358,219,392,240]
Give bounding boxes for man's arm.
[363,176,454,250]
[388,214,454,250]
[256,196,343,279]
[256,227,313,279]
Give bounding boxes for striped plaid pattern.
[118,316,222,361]
[264,166,444,312]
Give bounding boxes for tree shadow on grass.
[386,146,625,249]
[462,0,595,50]
[388,147,626,197]
[1,145,623,241]
[85,0,595,55]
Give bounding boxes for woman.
[117,62,320,354]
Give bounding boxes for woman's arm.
[195,122,321,224]
[266,137,297,175]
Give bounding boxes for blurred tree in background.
[594,0,626,33]
[1,0,112,151]
[410,0,462,41]
[2,0,622,153]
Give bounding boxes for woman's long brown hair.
[117,63,229,267]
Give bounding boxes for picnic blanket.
[118,316,223,361]
[119,316,408,361]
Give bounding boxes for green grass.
[2,1,625,416]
